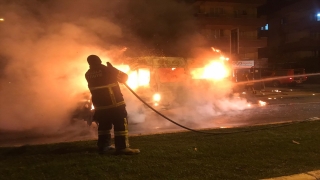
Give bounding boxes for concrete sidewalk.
[262,170,320,180]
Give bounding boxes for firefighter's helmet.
[87,55,102,65]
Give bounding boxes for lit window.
[317,13,320,21]
[261,24,269,31]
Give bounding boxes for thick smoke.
[0,0,122,132]
[0,0,248,145]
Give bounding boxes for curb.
[256,92,318,97]
[261,170,320,180]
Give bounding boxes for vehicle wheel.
[272,80,281,87]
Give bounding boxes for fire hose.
[123,83,307,135]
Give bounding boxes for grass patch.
[1,121,320,180]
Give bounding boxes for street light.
[0,18,4,21]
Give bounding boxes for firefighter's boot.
[97,131,113,154]
[115,148,140,155]
[99,144,115,154]
[114,117,139,155]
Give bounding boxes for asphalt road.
[1,83,320,147]
[129,83,320,135]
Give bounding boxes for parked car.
[293,68,308,84]
[261,68,306,87]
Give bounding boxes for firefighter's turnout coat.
[85,62,129,150]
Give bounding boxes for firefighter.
[85,55,140,155]
[244,72,256,94]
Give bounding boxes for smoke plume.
[0,0,248,146]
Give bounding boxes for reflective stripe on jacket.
[85,64,128,110]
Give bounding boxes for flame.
[191,60,230,80]
[211,47,220,53]
[153,93,161,102]
[126,69,150,89]
[115,64,130,73]
[127,70,138,89]
[137,69,150,86]
[115,65,150,90]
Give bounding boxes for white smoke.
[0,0,249,145]
[0,0,123,133]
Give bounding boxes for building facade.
[258,0,320,72]
[191,0,267,61]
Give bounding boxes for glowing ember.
[220,56,227,60]
[211,47,220,52]
[259,100,267,106]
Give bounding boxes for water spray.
[234,72,320,86]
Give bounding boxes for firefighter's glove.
[107,62,113,67]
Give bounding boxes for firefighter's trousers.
[93,106,129,150]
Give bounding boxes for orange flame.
[190,60,230,80]
[115,65,150,90]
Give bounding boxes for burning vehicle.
[71,92,95,125]
[72,48,232,125]
[121,48,232,109]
